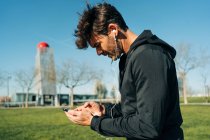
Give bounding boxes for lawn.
[180,97,210,103]
[0,107,124,140]
[181,105,210,140]
[0,105,210,140]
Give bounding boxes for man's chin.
[107,54,121,61]
[111,56,118,61]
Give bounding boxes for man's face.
[90,33,122,61]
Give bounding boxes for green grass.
[0,106,210,140]
[180,97,210,103]
[180,105,210,140]
[0,108,124,140]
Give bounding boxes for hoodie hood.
[128,30,176,59]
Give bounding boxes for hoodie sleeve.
[90,47,172,139]
[103,103,122,118]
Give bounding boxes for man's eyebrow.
[93,42,100,48]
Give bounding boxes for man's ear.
[108,23,118,36]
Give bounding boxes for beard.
[107,35,123,61]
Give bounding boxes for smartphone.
[62,107,70,112]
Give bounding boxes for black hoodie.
[91,30,183,140]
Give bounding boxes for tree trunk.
[182,73,188,104]
[208,87,210,103]
[25,90,29,108]
[70,88,74,107]
[207,86,210,103]
[58,87,61,106]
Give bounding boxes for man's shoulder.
[130,44,159,59]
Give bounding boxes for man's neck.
[121,29,138,53]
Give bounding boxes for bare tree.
[0,71,6,103]
[110,85,116,100]
[56,67,64,94]
[199,47,210,103]
[0,71,4,87]
[56,66,66,106]
[206,85,210,103]
[15,68,37,108]
[61,60,97,107]
[175,43,210,104]
[95,80,108,103]
[200,67,210,102]
[0,71,12,106]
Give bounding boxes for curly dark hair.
[74,2,128,49]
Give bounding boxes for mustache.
[102,50,115,56]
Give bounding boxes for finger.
[74,107,79,111]
[83,102,91,108]
[66,112,86,125]
[85,107,93,114]
[65,111,73,118]
[65,111,79,120]
[68,110,80,116]
[84,101,96,108]
[74,106,83,111]
[65,112,78,123]
[86,108,100,116]
[84,108,95,116]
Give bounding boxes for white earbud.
[112,30,116,41]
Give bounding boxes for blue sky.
[0,0,210,97]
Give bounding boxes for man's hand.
[65,102,105,126]
[83,101,105,116]
[65,108,93,126]
[73,105,84,111]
